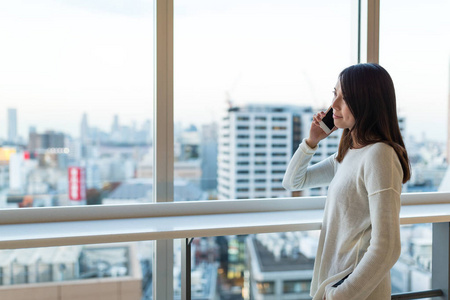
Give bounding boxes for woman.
[283,63,410,300]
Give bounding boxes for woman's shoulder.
[366,142,395,153]
[362,142,400,165]
[354,142,395,161]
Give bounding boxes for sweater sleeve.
[325,144,403,300]
[282,139,336,191]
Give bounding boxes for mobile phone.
[318,106,335,134]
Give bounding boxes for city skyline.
[0,0,448,142]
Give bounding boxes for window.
[181,3,352,202]
[237,144,249,148]
[379,0,449,194]
[272,117,287,122]
[283,280,311,294]
[272,170,285,174]
[3,0,405,299]
[237,152,249,157]
[0,1,154,208]
[237,134,249,139]
[272,144,286,148]
[256,281,275,295]
[272,135,287,139]
[272,152,287,157]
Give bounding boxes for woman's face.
[331,80,356,130]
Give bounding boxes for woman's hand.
[306,111,336,148]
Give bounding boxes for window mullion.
[153,0,174,298]
[366,0,380,63]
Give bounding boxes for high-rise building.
[80,112,89,143]
[217,104,407,199]
[28,131,65,153]
[7,108,17,143]
[201,122,218,192]
[217,104,314,200]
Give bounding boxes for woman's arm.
[283,111,338,191]
[282,139,336,191]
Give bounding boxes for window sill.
[0,192,449,249]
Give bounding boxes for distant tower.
[111,114,121,143]
[7,108,17,143]
[80,113,89,142]
[112,115,120,133]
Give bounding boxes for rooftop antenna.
[225,73,242,109]
[302,70,322,108]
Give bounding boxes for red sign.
[68,167,86,201]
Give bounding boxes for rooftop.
[251,234,315,272]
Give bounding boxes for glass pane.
[174,231,318,299]
[0,1,154,208]
[0,241,152,299]
[392,224,432,294]
[174,0,353,201]
[379,0,450,193]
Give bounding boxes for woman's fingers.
[313,111,326,125]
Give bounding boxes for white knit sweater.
[283,139,403,300]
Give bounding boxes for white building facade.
[218,104,313,200]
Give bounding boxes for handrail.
[0,192,449,225]
[0,192,449,250]
[391,289,444,299]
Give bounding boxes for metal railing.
[392,289,444,299]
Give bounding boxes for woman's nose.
[331,100,337,110]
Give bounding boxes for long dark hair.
[336,63,411,183]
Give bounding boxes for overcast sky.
[0,0,449,142]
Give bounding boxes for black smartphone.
[318,106,335,134]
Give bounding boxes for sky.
[0,0,449,142]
